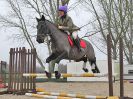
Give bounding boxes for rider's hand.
[58,26,64,29]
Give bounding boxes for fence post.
[0,61,7,86]
[32,48,36,90]
[8,48,13,93]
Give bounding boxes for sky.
[0,0,107,64]
[0,1,11,62]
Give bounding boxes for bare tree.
[0,0,83,72]
[123,0,133,64]
[81,0,133,64]
[0,0,46,69]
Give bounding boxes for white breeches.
[72,31,78,39]
[66,31,78,39]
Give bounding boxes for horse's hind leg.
[82,56,89,73]
[76,56,88,72]
[89,57,100,73]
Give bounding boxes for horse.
[36,15,100,79]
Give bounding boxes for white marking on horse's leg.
[83,62,87,69]
[45,63,49,72]
[54,63,59,72]
[91,63,95,69]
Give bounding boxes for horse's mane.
[45,19,57,28]
[45,19,67,36]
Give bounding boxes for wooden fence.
[0,61,7,86]
[8,47,36,94]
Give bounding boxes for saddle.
[67,35,86,48]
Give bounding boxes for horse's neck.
[46,21,67,44]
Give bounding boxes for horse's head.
[36,15,50,43]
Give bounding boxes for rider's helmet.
[59,5,68,13]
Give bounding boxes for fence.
[0,61,7,86]
[8,47,36,94]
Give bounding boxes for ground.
[0,81,133,98]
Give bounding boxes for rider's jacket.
[58,15,79,33]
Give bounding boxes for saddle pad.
[67,36,86,48]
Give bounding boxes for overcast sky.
[0,1,12,62]
[0,0,106,64]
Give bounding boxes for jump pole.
[23,73,109,78]
[25,92,119,99]
[36,91,107,99]
[25,93,81,99]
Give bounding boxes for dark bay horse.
[36,15,100,79]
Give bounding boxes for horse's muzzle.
[36,38,44,43]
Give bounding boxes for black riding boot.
[74,39,82,51]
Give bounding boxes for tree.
[0,0,82,72]
[81,0,133,64]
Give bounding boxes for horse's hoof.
[32,89,37,93]
[55,71,61,79]
[45,71,51,78]
[92,69,99,73]
[97,70,100,73]
[82,68,88,72]
[92,69,97,73]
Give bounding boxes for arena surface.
[0,82,133,98]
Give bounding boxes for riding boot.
[74,39,82,51]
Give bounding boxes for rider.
[58,5,82,51]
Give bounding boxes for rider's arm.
[67,17,80,31]
[58,16,80,31]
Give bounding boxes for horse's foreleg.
[54,52,67,79]
[45,53,58,71]
[45,53,58,78]
[46,53,58,63]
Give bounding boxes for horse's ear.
[41,15,45,21]
[36,17,40,22]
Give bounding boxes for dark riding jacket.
[58,15,79,33]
